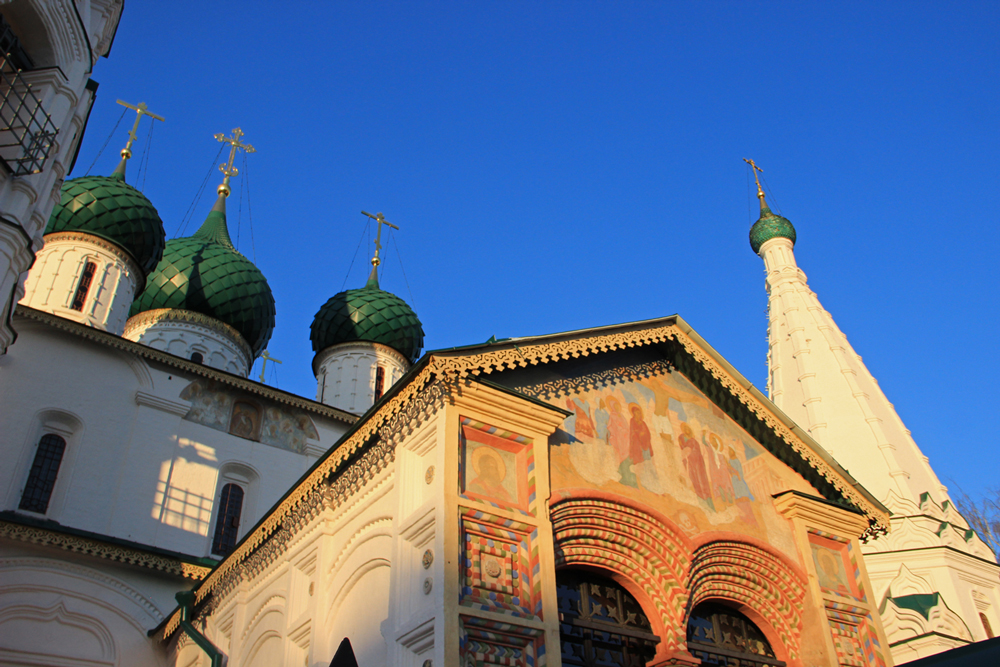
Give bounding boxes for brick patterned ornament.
[461,509,540,618]
[688,541,807,661]
[460,417,535,514]
[550,499,690,650]
[826,602,887,667]
[461,615,545,667]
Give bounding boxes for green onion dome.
[44,162,166,277]
[310,269,424,364]
[749,206,796,254]
[129,195,275,357]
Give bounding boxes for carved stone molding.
[0,519,211,581]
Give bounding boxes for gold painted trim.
[0,519,211,580]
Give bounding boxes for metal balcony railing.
[0,52,58,176]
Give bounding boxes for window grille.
[374,365,385,402]
[557,570,660,667]
[687,602,785,667]
[0,15,57,176]
[19,433,66,513]
[70,261,96,311]
[212,483,244,556]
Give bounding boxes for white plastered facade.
[315,341,409,415]
[758,234,1000,660]
[0,307,354,666]
[0,0,124,352]
[20,230,142,334]
[124,309,254,377]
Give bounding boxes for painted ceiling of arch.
[481,352,825,562]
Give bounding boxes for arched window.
[687,602,784,666]
[70,261,96,311]
[374,365,386,402]
[211,483,244,556]
[190,351,204,364]
[557,570,659,667]
[19,434,67,513]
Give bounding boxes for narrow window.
[211,483,244,556]
[374,365,386,402]
[19,434,67,513]
[70,261,96,311]
[982,612,995,639]
[190,352,204,364]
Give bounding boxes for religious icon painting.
[229,400,262,441]
[460,417,534,513]
[809,533,862,600]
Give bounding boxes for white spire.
[760,231,947,505]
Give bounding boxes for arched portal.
[557,569,660,667]
[687,601,785,666]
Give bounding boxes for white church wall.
[20,231,142,335]
[315,341,409,415]
[0,316,351,561]
[200,467,399,667]
[0,540,188,667]
[0,0,124,352]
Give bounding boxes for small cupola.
[124,128,275,376]
[20,101,166,334]
[310,212,423,414]
[745,158,796,255]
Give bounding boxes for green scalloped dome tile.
[749,207,797,254]
[45,175,166,274]
[310,283,424,363]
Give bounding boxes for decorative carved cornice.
[124,308,252,362]
[14,305,356,425]
[160,317,889,637]
[0,518,211,580]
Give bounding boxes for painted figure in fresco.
[467,446,512,502]
[727,444,757,525]
[229,401,260,440]
[615,403,653,489]
[814,546,851,597]
[678,422,712,505]
[606,396,630,466]
[567,399,596,439]
[706,432,735,510]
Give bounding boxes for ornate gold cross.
[258,349,282,384]
[361,210,399,268]
[743,158,766,204]
[214,128,256,197]
[115,100,165,160]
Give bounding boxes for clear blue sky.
[76,2,999,499]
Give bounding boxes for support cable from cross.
[360,210,399,270]
[115,99,164,162]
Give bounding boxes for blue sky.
[76,2,998,498]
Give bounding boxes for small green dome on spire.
[129,194,276,356]
[44,159,166,277]
[749,206,796,254]
[310,267,424,363]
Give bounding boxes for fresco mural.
[179,379,320,454]
[460,417,533,512]
[550,369,814,550]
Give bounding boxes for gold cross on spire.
[361,211,399,268]
[743,158,768,209]
[258,350,282,384]
[115,100,165,160]
[213,127,256,197]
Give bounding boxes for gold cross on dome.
[213,127,256,197]
[361,210,399,268]
[115,100,165,160]
[258,350,282,384]
[743,158,767,205]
